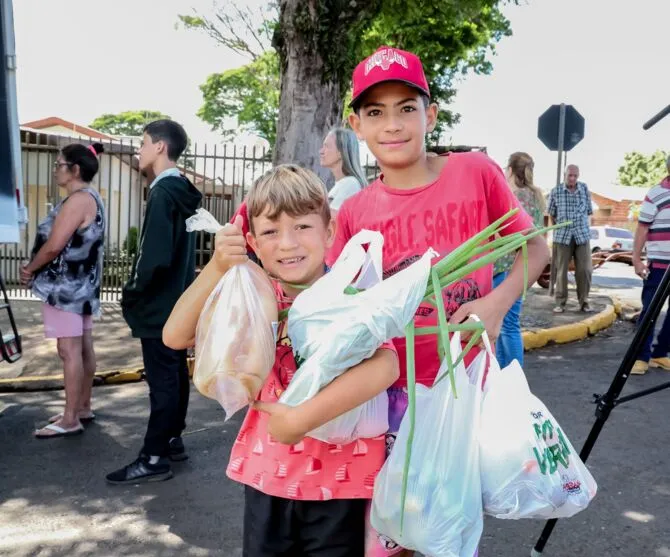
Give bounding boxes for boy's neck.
[379,154,441,190]
[152,159,177,178]
[281,264,327,299]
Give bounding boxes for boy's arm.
[124,188,174,295]
[256,346,399,445]
[162,258,225,349]
[163,215,249,349]
[450,158,550,340]
[450,237,549,341]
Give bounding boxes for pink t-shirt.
[227,282,393,501]
[327,152,534,388]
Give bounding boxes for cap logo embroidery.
[364,49,408,75]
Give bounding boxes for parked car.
[589,226,634,254]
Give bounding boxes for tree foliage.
[180,0,514,155]
[89,110,172,137]
[617,150,669,187]
[198,51,280,145]
[90,110,197,169]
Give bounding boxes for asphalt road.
[1,319,669,557]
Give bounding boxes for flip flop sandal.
[48,412,96,424]
[35,423,84,439]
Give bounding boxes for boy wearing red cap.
[328,47,550,556]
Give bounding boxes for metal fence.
[2,131,484,303]
[2,131,273,302]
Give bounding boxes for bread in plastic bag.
[371,330,485,557]
[186,209,278,419]
[279,229,435,444]
[479,358,597,519]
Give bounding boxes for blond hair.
[246,164,331,234]
[507,152,546,213]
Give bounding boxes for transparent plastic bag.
[279,230,435,444]
[371,330,486,557]
[186,209,278,419]
[480,358,597,520]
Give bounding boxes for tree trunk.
[274,0,343,187]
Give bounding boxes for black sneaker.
[106,455,173,485]
[169,437,189,462]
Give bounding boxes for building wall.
[591,192,641,230]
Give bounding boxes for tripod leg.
[531,266,670,554]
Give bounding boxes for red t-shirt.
[326,152,534,388]
[227,281,394,501]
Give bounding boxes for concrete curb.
[522,298,621,352]
[0,368,146,393]
[1,300,622,393]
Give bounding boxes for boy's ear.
[348,112,362,140]
[426,102,439,134]
[325,215,337,248]
[246,231,258,254]
[155,139,167,156]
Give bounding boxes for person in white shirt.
[319,127,368,211]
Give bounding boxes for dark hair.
[353,89,430,114]
[60,142,105,183]
[143,119,188,161]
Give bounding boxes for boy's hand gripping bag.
[279,229,435,444]
[371,330,487,557]
[186,209,278,419]
[479,358,597,520]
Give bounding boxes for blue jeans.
[492,272,524,368]
[636,266,670,362]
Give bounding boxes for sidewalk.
[0,301,143,382]
[0,286,618,388]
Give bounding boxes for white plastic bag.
[480,358,597,519]
[186,209,278,419]
[371,330,486,557]
[279,230,435,444]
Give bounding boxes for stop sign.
[538,105,585,152]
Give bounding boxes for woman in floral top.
[493,152,546,367]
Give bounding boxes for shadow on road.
[0,383,245,556]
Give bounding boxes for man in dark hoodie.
[107,120,202,484]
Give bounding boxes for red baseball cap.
[350,46,430,108]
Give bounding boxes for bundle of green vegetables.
[397,207,568,530]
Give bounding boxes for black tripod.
[531,105,670,556]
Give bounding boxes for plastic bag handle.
[330,229,384,289]
[467,314,502,381]
[185,208,225,234]
[449,315,498,387]
[466,315,494,358]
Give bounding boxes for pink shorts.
[42,304,93,339]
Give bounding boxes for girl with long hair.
[492,152,546,367]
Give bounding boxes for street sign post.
[538,104,585,186]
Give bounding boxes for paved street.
[1,318,669,557]
[577,261,645,308]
